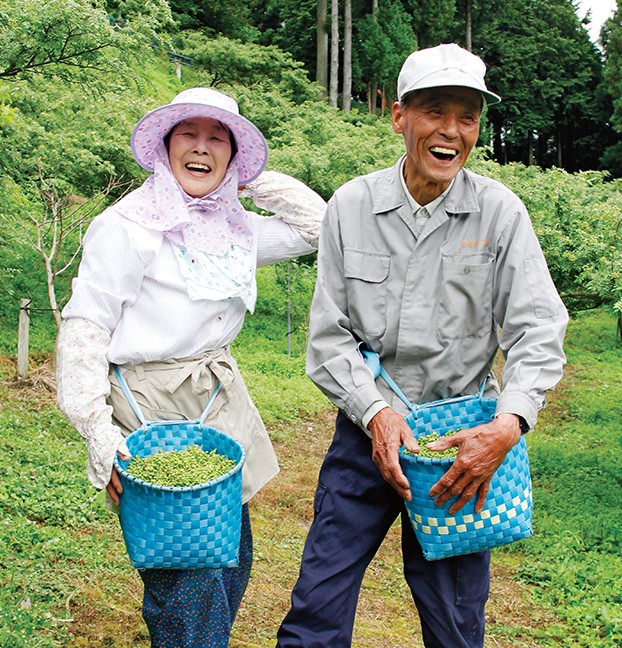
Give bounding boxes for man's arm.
[306,196,418,497]
[426,201,568,512]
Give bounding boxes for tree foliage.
[354,0,416,109]
[176,33,319,103]
[474,0,610,171]
[0,0,167,84]
[1,0,622,341]
[166,0,255,38]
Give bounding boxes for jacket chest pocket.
[344,248,390,339]
[437,253,494,339]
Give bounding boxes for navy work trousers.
[276,413,490,648]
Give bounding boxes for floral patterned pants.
[139,505,252,648]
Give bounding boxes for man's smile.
[430,146,458,160]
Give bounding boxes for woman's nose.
[193,136,210,154]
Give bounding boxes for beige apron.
[107,346,279,504]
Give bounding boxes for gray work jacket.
[306,157,568,432]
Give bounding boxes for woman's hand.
[105,449,131,506]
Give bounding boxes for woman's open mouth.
[186,162,212,174]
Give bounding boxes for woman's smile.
[168,117,233,198]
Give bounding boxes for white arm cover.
[56,317,130,490]
[240,170,326,246]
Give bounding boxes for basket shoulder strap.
[360,346,489,415]
[360,347,416,413]
[198,380,223,426]
[113,364,147,426]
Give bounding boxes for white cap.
[397,43,501,106]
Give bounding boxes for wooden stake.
[17,298,31,379]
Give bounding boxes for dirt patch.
[231,407,559,647]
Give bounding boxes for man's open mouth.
[430,147,458,161]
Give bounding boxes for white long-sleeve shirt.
[62,170,324,364]
[57,170,326,490]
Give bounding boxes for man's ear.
[391,102,403,134]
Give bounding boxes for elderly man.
[276,44,568,648]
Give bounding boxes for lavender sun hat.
[130,87,269,184]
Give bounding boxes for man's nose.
[439,114,459,137]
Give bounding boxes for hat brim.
[400,69,501,106]
[130,102,269,184]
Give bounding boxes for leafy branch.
[15,163,131,329]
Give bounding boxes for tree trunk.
[369,0,378,114]
[45,255,62,329]
[316,0,328,98]
[17,299,31,380]
[465,0,472,51]
[342,0,352,112]
[329,0,339,108]
[381,83,386,117]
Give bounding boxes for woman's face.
[168,117,233,198]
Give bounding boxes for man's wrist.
[517,416,530,434]
[496,411,530,434]
[362,400,390,429]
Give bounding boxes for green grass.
[0,308,620,646]
[501,309,622,646]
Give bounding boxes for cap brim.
[131,102,269,183]
[400,69,501,106]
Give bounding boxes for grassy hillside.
[0,308,620,647]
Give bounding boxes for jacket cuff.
[344,383,386,427]
[495,390,539,430]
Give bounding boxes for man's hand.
[368,407,419,501]
[426,413,522,514]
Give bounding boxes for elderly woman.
[56,87,325,648]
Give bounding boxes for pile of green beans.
[128,445,237,487]
[403,430,461,459]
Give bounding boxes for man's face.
[392,86,482,204]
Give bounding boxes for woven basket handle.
[112,364,222,426]
[359,346,487,416]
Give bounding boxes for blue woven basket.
[360,347,533,561]
[112,367,246,570]
[400,402,532,561]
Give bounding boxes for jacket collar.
[372,155,481,217]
